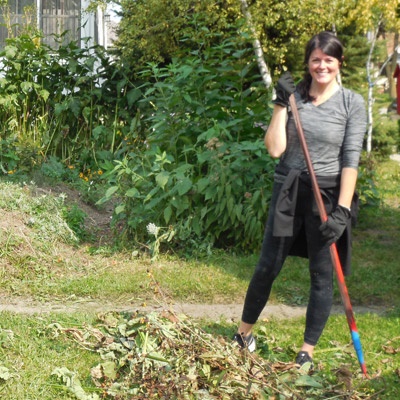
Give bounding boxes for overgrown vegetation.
[98,34,276,253]
[1,6,397,255]
[0,31,132,175]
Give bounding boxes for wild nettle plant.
[99,34,277,254]
[0,32,51,171]
[0,30,137,174]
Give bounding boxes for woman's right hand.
[273,72,296,107]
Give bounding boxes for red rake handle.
[288,94,368,377]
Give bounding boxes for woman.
[233,31,367,368]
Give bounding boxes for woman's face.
[308,48,340,86]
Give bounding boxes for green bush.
[98,34,276,254]
[357,152,381,207]
[371,115,399,156]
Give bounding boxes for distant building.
[0,0,112,49]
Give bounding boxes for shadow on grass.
[207,201,400,312]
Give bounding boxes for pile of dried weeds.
[51,309,379,399]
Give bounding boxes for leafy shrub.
[98,33,275,254]
[40,156,70,181]
[371,116,399,156]
[0,138,20,174]
[357,152,381,207]
[101,140,275,254]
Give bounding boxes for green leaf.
[196,178,209,193]
[171,196,189,216]
[92,125,109,140]
[127,88,142,106]
[115,204,125,215]
[156,171,170,189]
[4,45,17,59]
[176,178,192,196]
[204,186,217,201]
[146,352,169,364]
[54,101,68,116]
[192,217,201,236]
[295,375,323,388]
[183,93,192,103]
[125,188,139,198]
[105,186,119,198]
[39,89,50,101]
[234,204,243,221]
[20,81,33,93]
[144,186,161,203]
[225,184,231,197]
[164,206,173,223]
[227,197,234,216]
[67,97,82,118]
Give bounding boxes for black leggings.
[241,181,334,346]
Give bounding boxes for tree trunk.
[332,24,342,86]
[366,23,381,154]
[240,0,272,89]
[387,33,399,99]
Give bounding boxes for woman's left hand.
[319,205,351,245]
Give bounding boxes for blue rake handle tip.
[351,330,368,376]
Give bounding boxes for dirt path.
[0,296,387,320]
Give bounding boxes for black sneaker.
[295,351,314,370]
[232,332,256,352]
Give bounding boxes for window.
[0,0,81,48]
[41,0,81,48]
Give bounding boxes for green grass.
[0,159,398,398]
[0,310,398,399]
[0,312,101,399]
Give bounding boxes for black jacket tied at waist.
[272,165,358,275]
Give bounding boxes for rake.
[288,94,368,378]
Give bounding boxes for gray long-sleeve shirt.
[277,87,367,179]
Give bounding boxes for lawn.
[0,158,398,398]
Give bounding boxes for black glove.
[272,72,296,107]
[319,205,351,246]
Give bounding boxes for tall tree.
[346,0,400,153]
[111,0,241,68]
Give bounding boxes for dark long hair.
[297,31,344,101]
